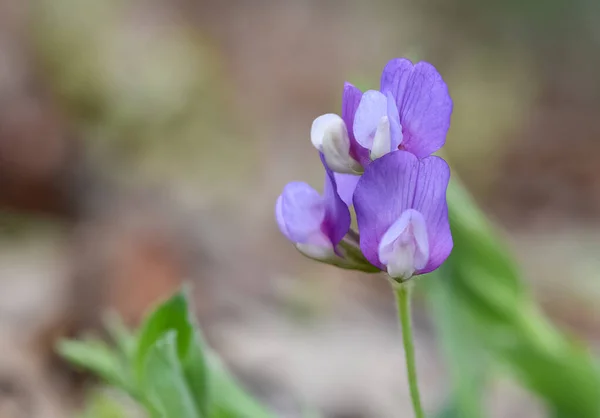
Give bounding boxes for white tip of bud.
[370,116,391,161]
[296,243,336,261]
[294,230,335,261]
[311,114,343,149]
[311,114,363,174]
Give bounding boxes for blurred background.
[1,0,600,416]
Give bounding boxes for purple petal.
[342,82,362,129]
[353,151,420,268]
[275,195,290,237]
[276,182,326,244]
[333,172,360,206]
[342,83,370,166]
[411,156,452,274]
[380,58,452,158]
[321,154,351,245]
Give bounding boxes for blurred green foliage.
[58,291,274,418]
[428,177,600,418]
[78,391,130,418]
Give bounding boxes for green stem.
[393,282,425,418]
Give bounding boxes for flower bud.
[311,114,363,174]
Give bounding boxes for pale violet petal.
[275,195,290,238]
[278,182,326,244]
[370,116,391,160]
[378,209,429,280]
[333,173,360,207]
[353,90,388,150]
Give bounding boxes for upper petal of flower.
[380,58,452,158]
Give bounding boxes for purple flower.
[355,58,453,160]
[353,151,452,281]
[278,57,453,277]
[276,154,350,260]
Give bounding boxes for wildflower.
[278,57,453,278]
[278,58,454,418]
[353,150,453,282]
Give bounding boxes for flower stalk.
[393,281,425,418]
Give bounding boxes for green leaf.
[207,354,275,418]
[57,338,131,392]
[134,290,209,417]
[142,331,200,418]
[135,292,192,378]
[426,275,487,418]
[181,332,210,418]
[103,311,136,361]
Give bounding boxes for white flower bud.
[311,114,363,174]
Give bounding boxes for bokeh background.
[1,0,600,417]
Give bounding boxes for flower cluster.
[276,58,453,282]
